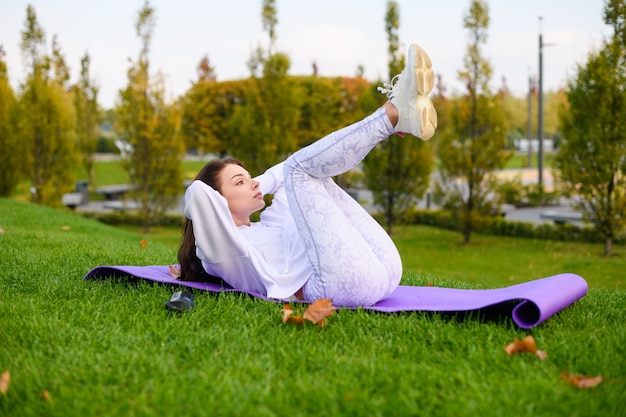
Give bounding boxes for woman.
[178,43,437,307]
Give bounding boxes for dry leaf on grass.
[303,298,335,326]
[41,390,52,402]
[0,370,10,395]
[60,225,71,231]
[169,265,181,278]
[0,227,5,234]
[504,335,547,360]
[282,304,303,325]
[282,299,334,327]
[561,370,603,388]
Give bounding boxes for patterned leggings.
[284,107,402,306]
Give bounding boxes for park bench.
[539,210,584,225]
[62,180,90,209]
[94,184,135,200]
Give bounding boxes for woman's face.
[218,163,265,226]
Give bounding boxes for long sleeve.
[255,161,285,195]
[183,178,310,299]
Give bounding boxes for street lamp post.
[538,17,545,186]
[537,16,554,187]
[527,72,533,168]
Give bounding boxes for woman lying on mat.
[178,43,437,307]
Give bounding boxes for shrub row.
[403,208,624,244]
[81,208,622,246]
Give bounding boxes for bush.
[402,207,620,244]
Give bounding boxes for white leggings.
[284,107,402,306]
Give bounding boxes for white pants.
[284,107,402,306]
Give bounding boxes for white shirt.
[184,162,312,299]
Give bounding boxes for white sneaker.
[378,44,437,140]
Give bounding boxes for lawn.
[1,198,625,417]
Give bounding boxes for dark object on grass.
[166,290,195,313]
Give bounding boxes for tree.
[115,0,184,231]
[229,52,301,175]
[18,5,78,206]
[262,0,277,54]
[555,1,626,256]
[362,0,434,233]
[228,0,301,174]
[434,0,509,244]
[0,46,24,196]
[73,53,101,187]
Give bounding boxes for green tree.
[262,0,277,54]
[73,53,101,187]
[18,5,78,206]
[181,78,245,156]
[0,46,24,196]
[229,53,301,174]
[555,2,626,256]
[115,0,184,231]
[434,0,509,244]
[362,0,434,233]
[228,1,301,174]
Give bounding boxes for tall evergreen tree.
[362,0,434,233]
[115,0,184,231]
[434,0,508,244]
[555,0,626,256]
[18,5,78,206]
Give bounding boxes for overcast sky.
[0,0,612,109]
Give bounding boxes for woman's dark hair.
[177,157,245,282]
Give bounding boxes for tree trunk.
[604,236,613,257]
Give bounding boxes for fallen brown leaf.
[0,227,5,234]
[303,298,335,326]
[561,370,603,388]
[282,304,304,325]
[169,265,181,278]
[0,370,10,395]
[504,335,547,360]
[282,299,335,327]
[41,390,52,402]
[60,225,71,231]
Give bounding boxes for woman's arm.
[184,180,248,263]
[255,162,285,195]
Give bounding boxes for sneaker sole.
[410,44,437,140]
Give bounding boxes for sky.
[0,0,612,109]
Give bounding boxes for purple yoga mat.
[83,265,588,329]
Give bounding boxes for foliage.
[435,0,510,244]
[495,175,559,207]
[17,5,79,206]
[180,79,247,155]
[0,48,24,196]
[402,207,618,245]
[555,9,626,256]
[115,1,184,231]
[362,0,434,233]
[73,53,101,188]
[228,52,302,175]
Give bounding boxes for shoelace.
[376,74,401,98]
[377,74,406,137]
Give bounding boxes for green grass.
[505,152,555,169]
[1,198,625,417]
[76,159,209,186]
[121,223,626,291]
